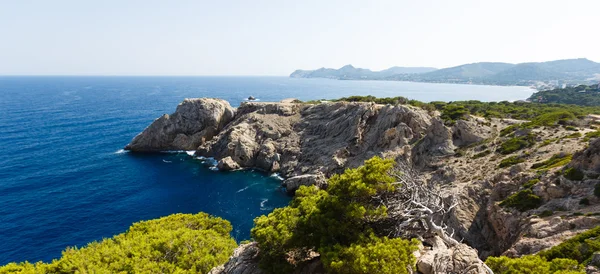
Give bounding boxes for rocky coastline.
[126,98,600,273]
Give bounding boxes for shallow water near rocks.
[0,76,533,264]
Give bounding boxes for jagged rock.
[218,156,241,171]
[452,118,492,147]
[125,98,235,151]
[197,101,431,177]
[412,118,455,168]
[282,174,327,193]
[209,242,324,274]
[415,236,489,274]
[571,138,600,175]
[208,243,263,274]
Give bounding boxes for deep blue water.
[0,76,534,264]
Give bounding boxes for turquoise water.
[0,76,534,264]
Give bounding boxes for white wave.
[186,151,195,156]
[236,186,250,193]
[161,150,186,154]
[269,173,284,181]
[162,159,172,163]
[209,166,219,171]
[115,149,127,154]
[260,199,268,208]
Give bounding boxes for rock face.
[570,138,600,174]
[208,243,263,274]
[197,101,432,179]
[125,98,235,152]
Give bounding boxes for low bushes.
[499,189,542,212]
[564,167,585,181]
[499,156,525,168]
[531,154,572,170]
[498,133,536,155]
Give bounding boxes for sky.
[0,0,599,76]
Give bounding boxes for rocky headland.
[126,98,600,273]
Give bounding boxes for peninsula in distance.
[291,58,600,89]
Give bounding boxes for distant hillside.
[292,58,600,87]
[290,65,437,80]
[529,84,600,106]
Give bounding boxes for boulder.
[452,118,492,147]
[218,156,241,171]
[208,243,263,274]
[282,174,327,193]
[125,98,235,152]
[415,236,490,274]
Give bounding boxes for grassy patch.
[499,156,525,168]
[472,150,491,159]
[498,133,536,154]
[583,130,600,141]
[523,179,540,189]
[531,154,573,170]
[499,189,543,212]
[564,132,582,139]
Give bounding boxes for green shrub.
[499,156,525,168]
[539,210,554,217]
[564,132,582,139]
[531,154,573,170]
[499,189,542,212]
[0,213,237,273]
[485,255,584,274]
[523,179,540,189]
[584,130,600,141]
[564,167,585,181]
[539,226,600,264]
[472,150,491,159]
[323,236,419,274]
[251,157,418,273]
[579,198,590,206]
[565,126,578,131]
[498,133,536,154]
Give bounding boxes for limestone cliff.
[125,98,235,152]
[127,98,600,273]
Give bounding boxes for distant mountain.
[290,65,437,80]
[291,58,600,87]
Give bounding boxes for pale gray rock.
[199,101,432,178]
[125,98,235,152]
[452,118,492,147]
[415,236,489,274]
[208,243,263,274]
[283,174,327,194]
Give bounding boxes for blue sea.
[0,76,533,265]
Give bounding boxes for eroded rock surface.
[125,98,235,151]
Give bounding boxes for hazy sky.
[1,0,599,75]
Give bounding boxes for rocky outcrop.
[197,101,432,179]
[125,98,235,152]
[282,174,327,194]
[452,118,493,147]
[570,138,600,174]
[218,156,241,171]
[415,236,490,274]
[208,243,263,274]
